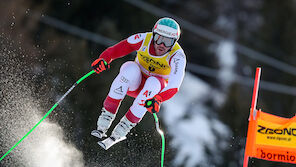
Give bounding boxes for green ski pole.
[153,113,165,167]
[0,70,96,162]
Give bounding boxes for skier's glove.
[91,58,110,74]
[144,94,163,114]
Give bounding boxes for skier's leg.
[92,61,142,138]
[107,61,142,100]
[110,76,164,140]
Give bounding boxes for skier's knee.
[145,76,161,88]
[120,61,140,73]
[119,61,141,81]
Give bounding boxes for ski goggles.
[153,33,176,47]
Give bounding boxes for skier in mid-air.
[91,17,186,150]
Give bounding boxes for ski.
[98,136,126,150]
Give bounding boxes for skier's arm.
[157,52,186,102]
[99,33,145,64]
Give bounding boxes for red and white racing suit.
[98,32,186,123]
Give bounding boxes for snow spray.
[0,36,84,167]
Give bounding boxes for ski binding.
[91,130,107,138]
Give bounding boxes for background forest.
[0,0,296,167]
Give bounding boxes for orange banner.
[245,109,296,164]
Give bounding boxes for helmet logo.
[155,28,176,37]
[171,32,178,37]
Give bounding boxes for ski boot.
[91,107,116,139]
[98,116,136,150]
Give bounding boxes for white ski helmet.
[152,17,181,41]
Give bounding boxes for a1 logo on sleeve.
[127,33,144,44]
[134,34,140,39]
